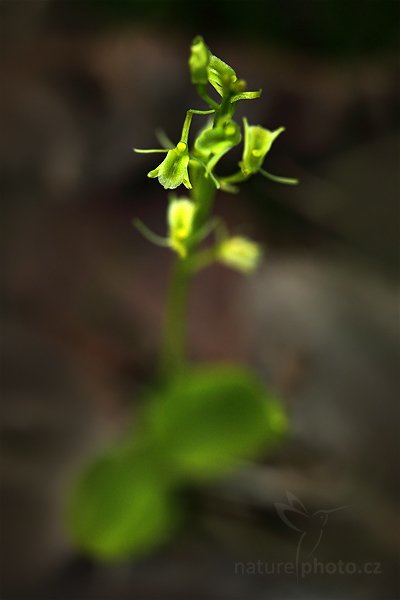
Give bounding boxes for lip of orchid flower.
[147,142,192,190]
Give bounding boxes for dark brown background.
[1,1,399,598]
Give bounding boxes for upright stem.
[161,257,191,375]
[160,164,217,377]
[191,161,218,229]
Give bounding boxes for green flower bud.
[148,142,191,190]
[218,236,261,274]
[168,198,196,258]
[189,36,210,85]
[240,118,285,177]
[232,79,247,94]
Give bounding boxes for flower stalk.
[133,36,298,376]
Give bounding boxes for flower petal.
[195,121,241,157]
[148,147,191,190]
[240,118,285,176]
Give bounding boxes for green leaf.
[68,365,288,559]
[68,448,177,559]
[146,365,287,479]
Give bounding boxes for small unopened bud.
[233,79,247,93]
[218,236,261,274]
[189,36,210,85]
[168,199,196,258]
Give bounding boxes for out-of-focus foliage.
[69,365,287,558]
[68,449,177,559]
[145,365,287,478]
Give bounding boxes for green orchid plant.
[68,37,297,561]
[134,36,297,372]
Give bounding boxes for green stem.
[160,165,217,377]
[190,247,217,272]
[219,170,248,185]
[196,85,220,110]
[181,109,215,144]
[161,257,191,375]
[190,161,218,229]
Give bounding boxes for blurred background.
[1,0,399,598]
